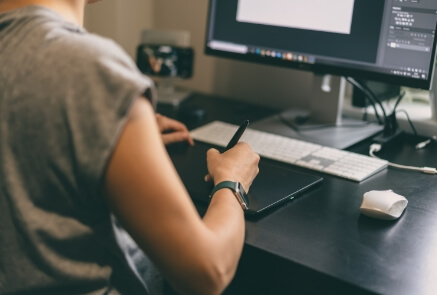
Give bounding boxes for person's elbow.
[173,253,237,295]
[200,257,236,295]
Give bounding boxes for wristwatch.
[210,181,249,211]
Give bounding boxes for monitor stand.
[156,77,192,106]
[250,74,384,149]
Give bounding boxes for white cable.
[415,135,437,150]
[369,143,437,175]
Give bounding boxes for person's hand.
[155,114,194,146]
[206,142,260,193]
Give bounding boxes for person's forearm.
[163,190,245,295]
[102,98,246,295]
[202,189,246,287]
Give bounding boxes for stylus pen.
[205,119,250,181]
[224,119,249,151]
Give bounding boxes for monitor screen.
[205,0,437,90]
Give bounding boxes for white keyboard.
[190,121,388,182]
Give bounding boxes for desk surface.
[162,94,437,295]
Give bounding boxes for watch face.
[236,183,249,210]
[209,181,249,211]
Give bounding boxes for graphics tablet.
[170,143,323,216]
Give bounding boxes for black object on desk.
[177,104,207,128]
[167,94,437,295]
[171,143,323,216]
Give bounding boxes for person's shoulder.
[44,7,131,61]
[56,29,132,65]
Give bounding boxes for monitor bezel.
[204,1,437,91]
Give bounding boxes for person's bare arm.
[103,98,259,295]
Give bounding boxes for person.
[0,0,260,294]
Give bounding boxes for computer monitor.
[205,0,437,148]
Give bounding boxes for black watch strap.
[210,181,249,211]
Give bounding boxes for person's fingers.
[206,148,220,159]
[156,114,194,145]
[204,174,212,182]
[162,131,193,145]
[205,148,220,182]
[186,134,195,146]
[157,114,187,132]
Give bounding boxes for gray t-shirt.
[0,5,158,295]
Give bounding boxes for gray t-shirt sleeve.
[0,7,158,294]
[46,33,156,206]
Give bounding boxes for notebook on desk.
[170,143,323,216]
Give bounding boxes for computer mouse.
[360,190,408,220]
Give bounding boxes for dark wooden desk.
[162,94,437,295]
